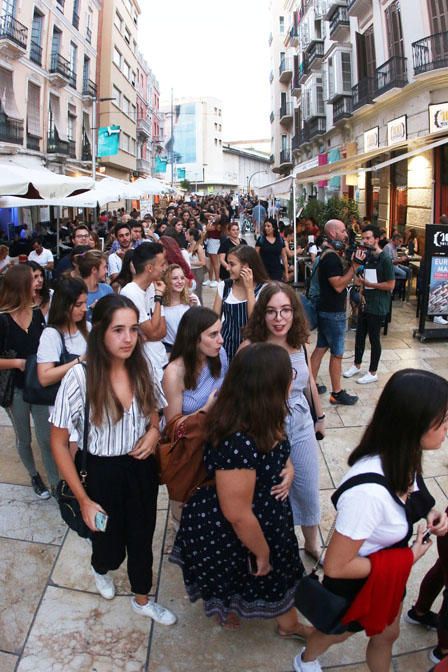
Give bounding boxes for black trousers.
[85,452,159,595]
[354,311,383,373]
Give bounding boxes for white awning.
[256,175,293,198]
[0,66,22,121]
[0,161,94,197]
[50,94,68,142]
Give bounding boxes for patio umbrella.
[0,161,94,198]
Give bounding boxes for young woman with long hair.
[171,343,310,637]
[162,264,200,352]
[204,214,224,288]
[0,265,56,498]
[76,250,113,321]
[213,245,269,360]
[27,260,53,322]
[294,369,448,672]
[186,228,206,302]
[243,282,324,560]
[218,221,247,280]
[110,249,134,293]
[256,219,288,281]
[160,235,194,284]
[162,306,227,424]
[50,294,176,624]
[37,276,89,394]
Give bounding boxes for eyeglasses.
[265,307,294,320]
[291,367,298,380]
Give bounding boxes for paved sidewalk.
[1,295,448,672]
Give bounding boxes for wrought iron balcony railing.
[412,31,448,75]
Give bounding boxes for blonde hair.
[162,264,189,306]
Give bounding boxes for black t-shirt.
[255,235,285,281]
[318,251,346,313]
[217,237,247,280]
[1,309,46,388]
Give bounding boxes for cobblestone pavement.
[1,291,448,672]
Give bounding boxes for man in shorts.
[310,219,364,406]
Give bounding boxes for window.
[131,70,136,86]
[67,113,76,141]
[428,0,448,33]
[279,16,284,33]
[120,132,130,152]
[356,25,376,79]
[385,1,404,58]
[130,137,136,154]
[122,60,130,79]
[51,27,61,56]
[72,0,80,28]
[341,52,352,91]
[122,96,130,116]
[124,26,131,44]
[70,42,77,75]
[328,57,334,100]
[83,56,90,87]
[131,104,136,120]
[31,11,43,64]
[113,47,121,68]
[86,8,93,43]
[114,12,122,31]
[316,84,324,115]
[112,85,121,107]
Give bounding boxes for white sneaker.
[209,280,218,288]
[294,648,322,672]
[357,372,378,384]
[343,365,361,378]
[434,316,448,325]
[91,567,115,600]
[202,279,210,286]
[131,597,177,625]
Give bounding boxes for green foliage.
[179,179,192,192]
[299,196,359,229]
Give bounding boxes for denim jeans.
[316,311,346,356]
[6,386,59,488]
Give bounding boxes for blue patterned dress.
[171,432,304,621]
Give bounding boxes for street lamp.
[92,96,116,182]
[247,169,268,196]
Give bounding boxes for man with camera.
[310,219,365,406]
[343,225,395,384]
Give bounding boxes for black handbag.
[56,392,91,539]
[0,315,16,408]
[23,330,78,406]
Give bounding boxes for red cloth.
[341,547,414,636]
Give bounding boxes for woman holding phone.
[50,294,176,625]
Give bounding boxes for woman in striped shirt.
[50,294,176,625]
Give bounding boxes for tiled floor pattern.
[1,294,448,671]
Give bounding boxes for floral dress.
[171,432,304,621]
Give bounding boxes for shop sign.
[295,156,319,174]
[429,102,448,134]
[387,115,407,146]
[424,224,448,317]
[364,127,379,153]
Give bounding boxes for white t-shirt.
[335,454,416,556]
[28,248,54,267]
[107,251,122,277]
[37,327,88,363]
[120,281,168,381]
[164,303,190,345]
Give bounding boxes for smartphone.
[422,530,431,544]
[95,511,108,533]
[248,552,257,575]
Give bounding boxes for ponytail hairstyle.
[77,250,106,279]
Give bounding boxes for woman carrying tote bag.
[0,265,56,498]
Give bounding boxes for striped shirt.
[50,364,153,457]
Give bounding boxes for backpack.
[156,410,213,503]
[300,249,336,331]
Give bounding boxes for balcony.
[72,12,79,29]
[299,127,310,145]
[291,70,301,96]
[0,117,23,145]
[68,71,77,90]
[292,133,301,152]
[47,132,69,155]
[279,101,293,125]
[329,5,350,42]
[305,40,324,71]
[347,0,372,19]
[0,14,28,58]
[30,40,42,65]
[86,27,92,44]
[289,25,299,48]
[137,157,151,175]
[352,76,375,110]
[137,117,151,138]
[279,57,293,82]
[299,56,309,83]
[412,31,448,76]
[279,148,292,167]
[307,117,327,138]
[333,95,353,124]
[27,135,40,151]
[374,56,407,98]
[270,110,275,124]
[82,141,92,162]
[49,53,71,88]
[68,139,76,158]
[82,78,96,100]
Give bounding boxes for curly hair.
[243,281,309,349]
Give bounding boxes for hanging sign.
[429,102,448,134]
[387,115,407,146]
[364,127,379,153]
[97,125,121,157]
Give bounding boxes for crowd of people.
[1,193,448,671]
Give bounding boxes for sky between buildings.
[139,0,271,142]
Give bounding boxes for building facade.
[0,0,100,175]
[97,0,140,180]
[269,0,448,235]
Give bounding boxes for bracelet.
[154,295,163,303]
[317,414,326,421]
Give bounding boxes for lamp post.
[202,163,207,193]
[247,169,268,196]
[92,96,116,182]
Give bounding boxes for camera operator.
[310,219,365,406]
[344,225,395,384]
